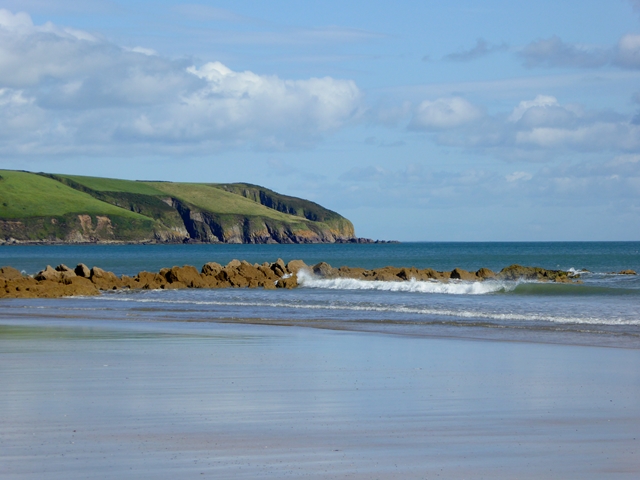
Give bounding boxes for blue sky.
[1,0,639,241]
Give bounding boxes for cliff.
[0,170,357,244]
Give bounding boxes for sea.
[1,242,639,347]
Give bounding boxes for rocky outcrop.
[0,260,587,299]
[306,263,581,284]
[0,258,305,298]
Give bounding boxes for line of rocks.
[0,259,304,299]
[1,260,633,300]
[308,263,584,283]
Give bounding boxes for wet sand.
[2,318,640,479]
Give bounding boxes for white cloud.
[0,10,364,155]
[410,97,482,130]
[0,9,32,31]
[508,95,559,122]
[515,122,640,151]
[407,94,640,159]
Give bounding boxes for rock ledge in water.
[0,259,590,299]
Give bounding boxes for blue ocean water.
[1,242,639,346]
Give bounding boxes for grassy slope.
[51,175,348,233]
[59,175,168,195]
[145,182,314,227]
[0,170,151,220]
[48,174,185,230]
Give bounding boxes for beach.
[2,314,640,479]
[1,242,640,478]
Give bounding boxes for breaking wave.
[296,270,514,295]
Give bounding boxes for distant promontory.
[0,170,383,245]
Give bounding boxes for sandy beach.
[2,314,640,479]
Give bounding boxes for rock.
[312,262,336,278]
[135,271,166,290]
[450,268,476,281]
[476,267,495,279]
[35,265,62,281]
[62,276,100,296]
[364,266,401,281]
[337,266,365,278]
[0,266,23,281]
[74,263,91,278]
[270,258,287,277]
[226,259,241,269]
[200,274,224,288]
[286,259,307,275]
[497,264,574,283]
[120,275,137,289]
[60,270,77,280]
[618,270,637,275]
[166,265,204,288]
[258,265,279,281]
[201,262,223,276]
[216,267,248,288]
[90,266,116,280]
[55,264,73,272]
[0,275,38,298]
[90,267,122,290]
[276,274,298,289]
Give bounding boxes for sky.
[0,0,639,241]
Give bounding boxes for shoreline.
[0,238,400,246]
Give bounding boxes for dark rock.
[75,263,91,278]
[450,268,476,281]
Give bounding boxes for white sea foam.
[296,270,514,295]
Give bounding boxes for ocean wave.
[96,295,640,326]
[296,271,514,295]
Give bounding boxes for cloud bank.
[0,10,364,155]
[519,34,640,70]
[408,94,639,159]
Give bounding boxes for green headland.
[0,170,359,244]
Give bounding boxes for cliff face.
[170,197,352,244]
[0,171,358,244]
[212,183,356,239]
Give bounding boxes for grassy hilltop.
[0,170,356,244]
